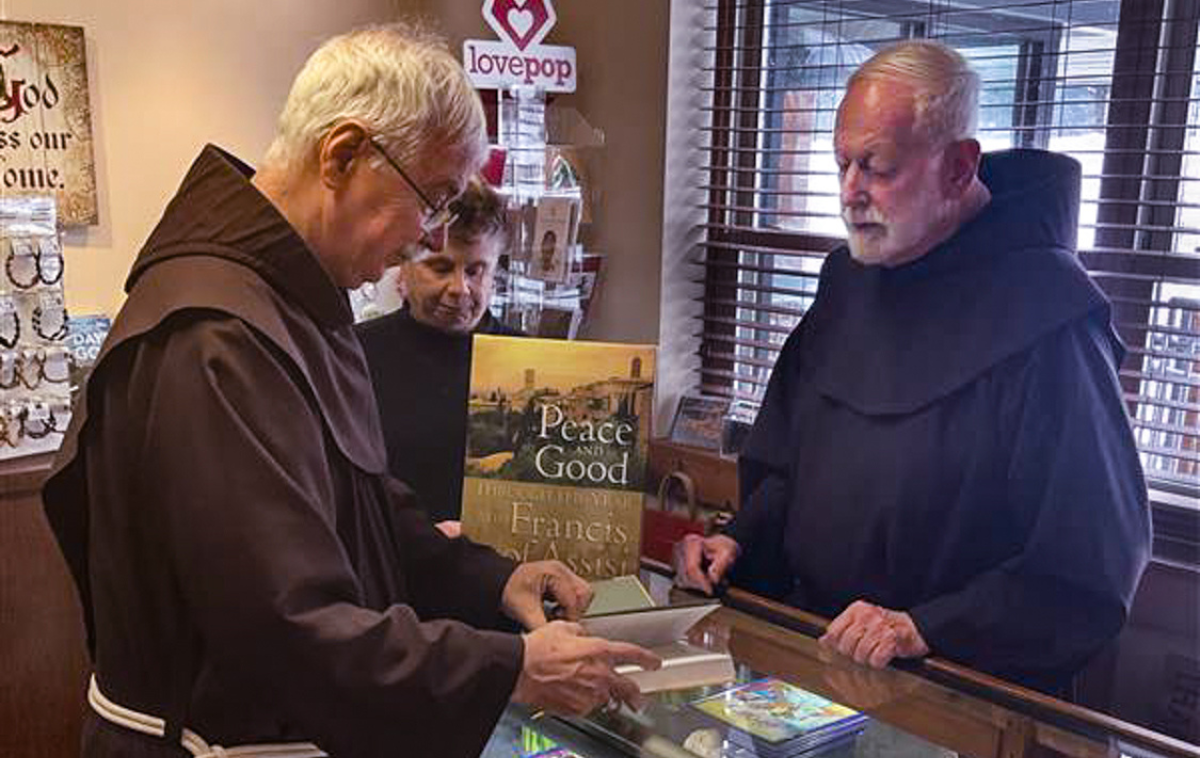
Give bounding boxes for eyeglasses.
[368,138,458,233]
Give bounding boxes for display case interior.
[482,568,1200,758]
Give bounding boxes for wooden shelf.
[648,438,739,512]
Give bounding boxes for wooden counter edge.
[0,451,56,499]
[722,587,1200,758]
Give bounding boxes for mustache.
[842,207,885,226]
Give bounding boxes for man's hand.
[673,534,739,594]
[434,520,461,538]
[512,621,662,716]
[816,642,918,710]
[819,600,929,669]
[502,560,593,629]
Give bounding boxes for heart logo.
[508,9,534,39]
[483,0,556,51]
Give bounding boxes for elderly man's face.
[322,141,470,288]
[401,234,501,334]
[835,78,955,267]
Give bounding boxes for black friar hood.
[802,148,1116,415]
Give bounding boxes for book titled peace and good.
[460,335,655,580]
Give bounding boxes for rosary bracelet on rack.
[39,347,71,384]
[0,412,15,447]
[0,348,71,390]
[18,348,41,389]
[32,302,68,341]
[20,348,70,389]
[20,405,59,440]
[0,307,17,349]
[4,240,64,290]
[0,408,27,446]
[1,293,70,345]
[0,352,18,390]
[0,401,67,444]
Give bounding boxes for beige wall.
[414,0,670,344]
[20,0,401,317]
[18,0,671,347]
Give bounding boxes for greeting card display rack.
[0,196,72,460]
[490,85,605,339]
[347,87,607,335]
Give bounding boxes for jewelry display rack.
[0,196,72,460]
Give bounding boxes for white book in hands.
[582,600,735,694]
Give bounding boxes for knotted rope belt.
[88,675,328,758]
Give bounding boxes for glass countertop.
[482,581,1197,758]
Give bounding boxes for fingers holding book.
[513,620,661,716]
[502,559,595,629]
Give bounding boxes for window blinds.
[697,0,1200,491]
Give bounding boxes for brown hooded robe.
[42,145,523,758]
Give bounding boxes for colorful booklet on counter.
[691,678,868,755]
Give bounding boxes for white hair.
[848,40,980,143]
[263,22,487,175]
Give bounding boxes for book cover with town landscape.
[461,335,655,580]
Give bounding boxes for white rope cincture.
[89,675,328,758]
[88,675,166,737]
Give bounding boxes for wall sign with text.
[0,21,97,226]
[463,0,577,93]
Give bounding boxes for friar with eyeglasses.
[42,23,658,758]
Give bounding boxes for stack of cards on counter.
[691,678,868,757]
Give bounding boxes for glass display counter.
[482,582,1199,758]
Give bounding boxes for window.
[698,0,1200,496]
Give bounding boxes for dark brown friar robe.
[43,145,523,758]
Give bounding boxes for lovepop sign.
[0,21,97,225]
[463,0,577,92]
